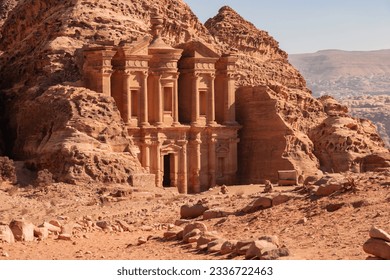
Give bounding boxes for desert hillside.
[289,49,390,148]
[289,49,390,98]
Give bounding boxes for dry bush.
[0,156,16,183]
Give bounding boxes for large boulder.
[180,203,209,219]
[363,238,390,260]
[9,219,35,242]
[0,223,15,243]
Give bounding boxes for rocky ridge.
[340,95,390,148]
[205,6,389,179]
[289,49,390,148]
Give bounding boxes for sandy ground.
[0,171,389,260]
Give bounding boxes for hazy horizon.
[184,0,390,54]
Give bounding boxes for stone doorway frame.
[160,143,181,190]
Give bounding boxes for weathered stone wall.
[236,86,320,183]
[12,85,147,184]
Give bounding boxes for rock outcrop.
[0,0,17,29]
[13,85,148,184]
[0,1,388,186]
[207,6,389,180]
[341,95,390,148]
[310,96,389,173]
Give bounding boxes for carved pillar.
[208,74,216,125]
[150,140,163,187]
[190,134,201,193]
[121,70,131,124]
[225,73,237,124]
[173,74,180,126]
[141,139,151,172]
[156,75,163,126]
[208,136,217,188]
[191,73,200,125]
[228,138,239,185]
[140,71,150,126]
[177,140,188,194]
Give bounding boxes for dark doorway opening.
[163,154,171,187]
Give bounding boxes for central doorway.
[163,154,172,187]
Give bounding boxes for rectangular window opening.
[199,90,207,116]
[164,87,173,112]
[131,90,138,118]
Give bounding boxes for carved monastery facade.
[83,14,240,193]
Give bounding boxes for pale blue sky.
[184,0,390,54]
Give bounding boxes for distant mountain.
[289,49,390,98]
[289,49,390,148]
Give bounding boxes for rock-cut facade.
[83,13,240,193]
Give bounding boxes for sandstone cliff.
[0,0,388,186]
[13,85,147,184]
[205,6,389,181]
[0,0,17,29]
[1,0,193,183]
[310,96,388,172]
[340,95,390,148]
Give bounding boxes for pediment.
[120,36,151,56]
[177,41,220,58]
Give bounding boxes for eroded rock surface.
[13,85,148,184]
[0,1,388,186]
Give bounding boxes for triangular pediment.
[177,41,220,58]
[120,36,151,56]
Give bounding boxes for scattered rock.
[272,193,296,206]
[241,196,272,213]
[315,183,343,196]
[207,239,227,253]
[260,246,290,260]
[220,185,229,194]
[369,226,390,242]
[180,203,209,219]
[49,220,62,228]
[9,219,35,242]
[263,180,273,193]
[235,240,254,255]
[34,226,49,240]
[258,235,280,247]
[42,222,61,233]
[196,231,221,248]
[297,217,308,224]
[183,229,201,243]
[363,238,390,260]
[163,230,180,240]
[245,240,277,259]
[220,240,238,255]
[96,220,110,230]
[116,220,131,232]
[351,200,369,208]
[203,209,231,220]
[57,234,72,241]
[183,222,207,237]
[326,203,345,212]
[0,224,15,243]
[61,223,76,236]
[141,225,154,232]
[137,237,148,245]
[174,219,191,227]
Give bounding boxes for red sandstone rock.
[0,0,388,190]
[9,219,35,242]
[0,224,15,243]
